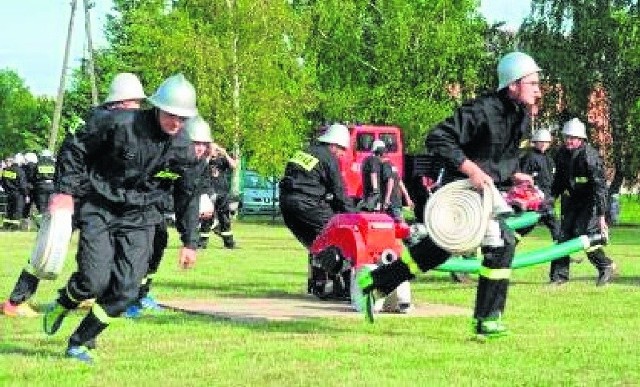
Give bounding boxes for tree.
[520,1,640,191]
[98,0,314,179]
[301,0,490,153]
[0,69,53,156]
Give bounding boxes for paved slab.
[161,296,469,322]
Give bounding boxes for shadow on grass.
[0,343,61,357]
[137,307,359,335]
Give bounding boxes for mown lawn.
[1,221,639,386]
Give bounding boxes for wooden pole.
[49,0,77,151]
[83,0,99,106]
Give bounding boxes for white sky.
[0,0,531,97]
[0,0,113,96]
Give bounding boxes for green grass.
[1,223,639,386]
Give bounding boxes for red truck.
[336,124,404,200]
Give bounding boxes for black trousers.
[58,200,155,318]
[371,220,516,320]
[214,193,232,234]
[6,192,25,220]
[280,194,334,249]
[550,202,613,281]
[137,221,169,300]
[8,267,40,305]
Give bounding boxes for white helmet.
[531,129,552,142]
[104,72,146,104]
[317,124,350,149]
[371,140,386,152]
[562,118,587,139]
[148,73,198,118]
[40,149,53,158]
[185,116,213,143]
[24,152,38,164]
[497,51,542,90]
[14,153,25,165]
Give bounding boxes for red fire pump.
[310,212,410,270]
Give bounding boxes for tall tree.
[101,0,314,179]
[520,1,640,191]
[303,0,488,153]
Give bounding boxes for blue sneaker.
[66,345,94,365]
[43,302,69,335]
[140,295,163,311]
[123,304,142,318]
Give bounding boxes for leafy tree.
[99,0,314,179]
[0,69,53,156]
[302,0,489,153]
[520,1,640,191]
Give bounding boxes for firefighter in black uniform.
[32,149,56,224]
[550,118,615,286]
[22,152,39,226]
[1,154,28,230]
[200,142,237,249]
[2,73,148,319]
[126,115,214,317]
[360,140,385,211]
[355,51,541,339]
[518,129,561,242]
[208,143,238,248]
[42,74,201,364]
[279,123,355,299]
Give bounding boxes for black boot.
[223,235,236,249]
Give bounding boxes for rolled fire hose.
[424,179,509,255]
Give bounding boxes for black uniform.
[52,108,201,349]
[518,148,561,241]
[6,109,107,307]
[549,142,613,282]
[280,143,354,247]
[33,155,56,216]
[360,154,383,210]
[21,160,37,220]
[208,155,235,248]
[364,91,528,323]
[1,163,27,229]
[280,143,355,299]
[380,161,403,220]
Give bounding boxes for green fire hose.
[434,235,596,273]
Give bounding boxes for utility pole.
[83,0,99,106]
[49,0,77,151]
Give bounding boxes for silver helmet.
[104,72,146,104]
[148,73,198,118]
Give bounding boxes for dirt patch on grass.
[161,295,469,322]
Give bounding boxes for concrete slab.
[161,295,469,322]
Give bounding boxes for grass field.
[1,221,639,386]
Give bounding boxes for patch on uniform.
[289,151,319,171]
[37,165,55,174]
[154,169,181,180]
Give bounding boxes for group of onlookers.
[0,150,56,230]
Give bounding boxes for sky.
[0,0,532,97]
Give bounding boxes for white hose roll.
[424,179,492,254]
[29,209,73,280]
[199,193,214,215]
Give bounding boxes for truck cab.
[338,124,404,199]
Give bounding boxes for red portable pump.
[310,212,409,269]
[504,182,545,212]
